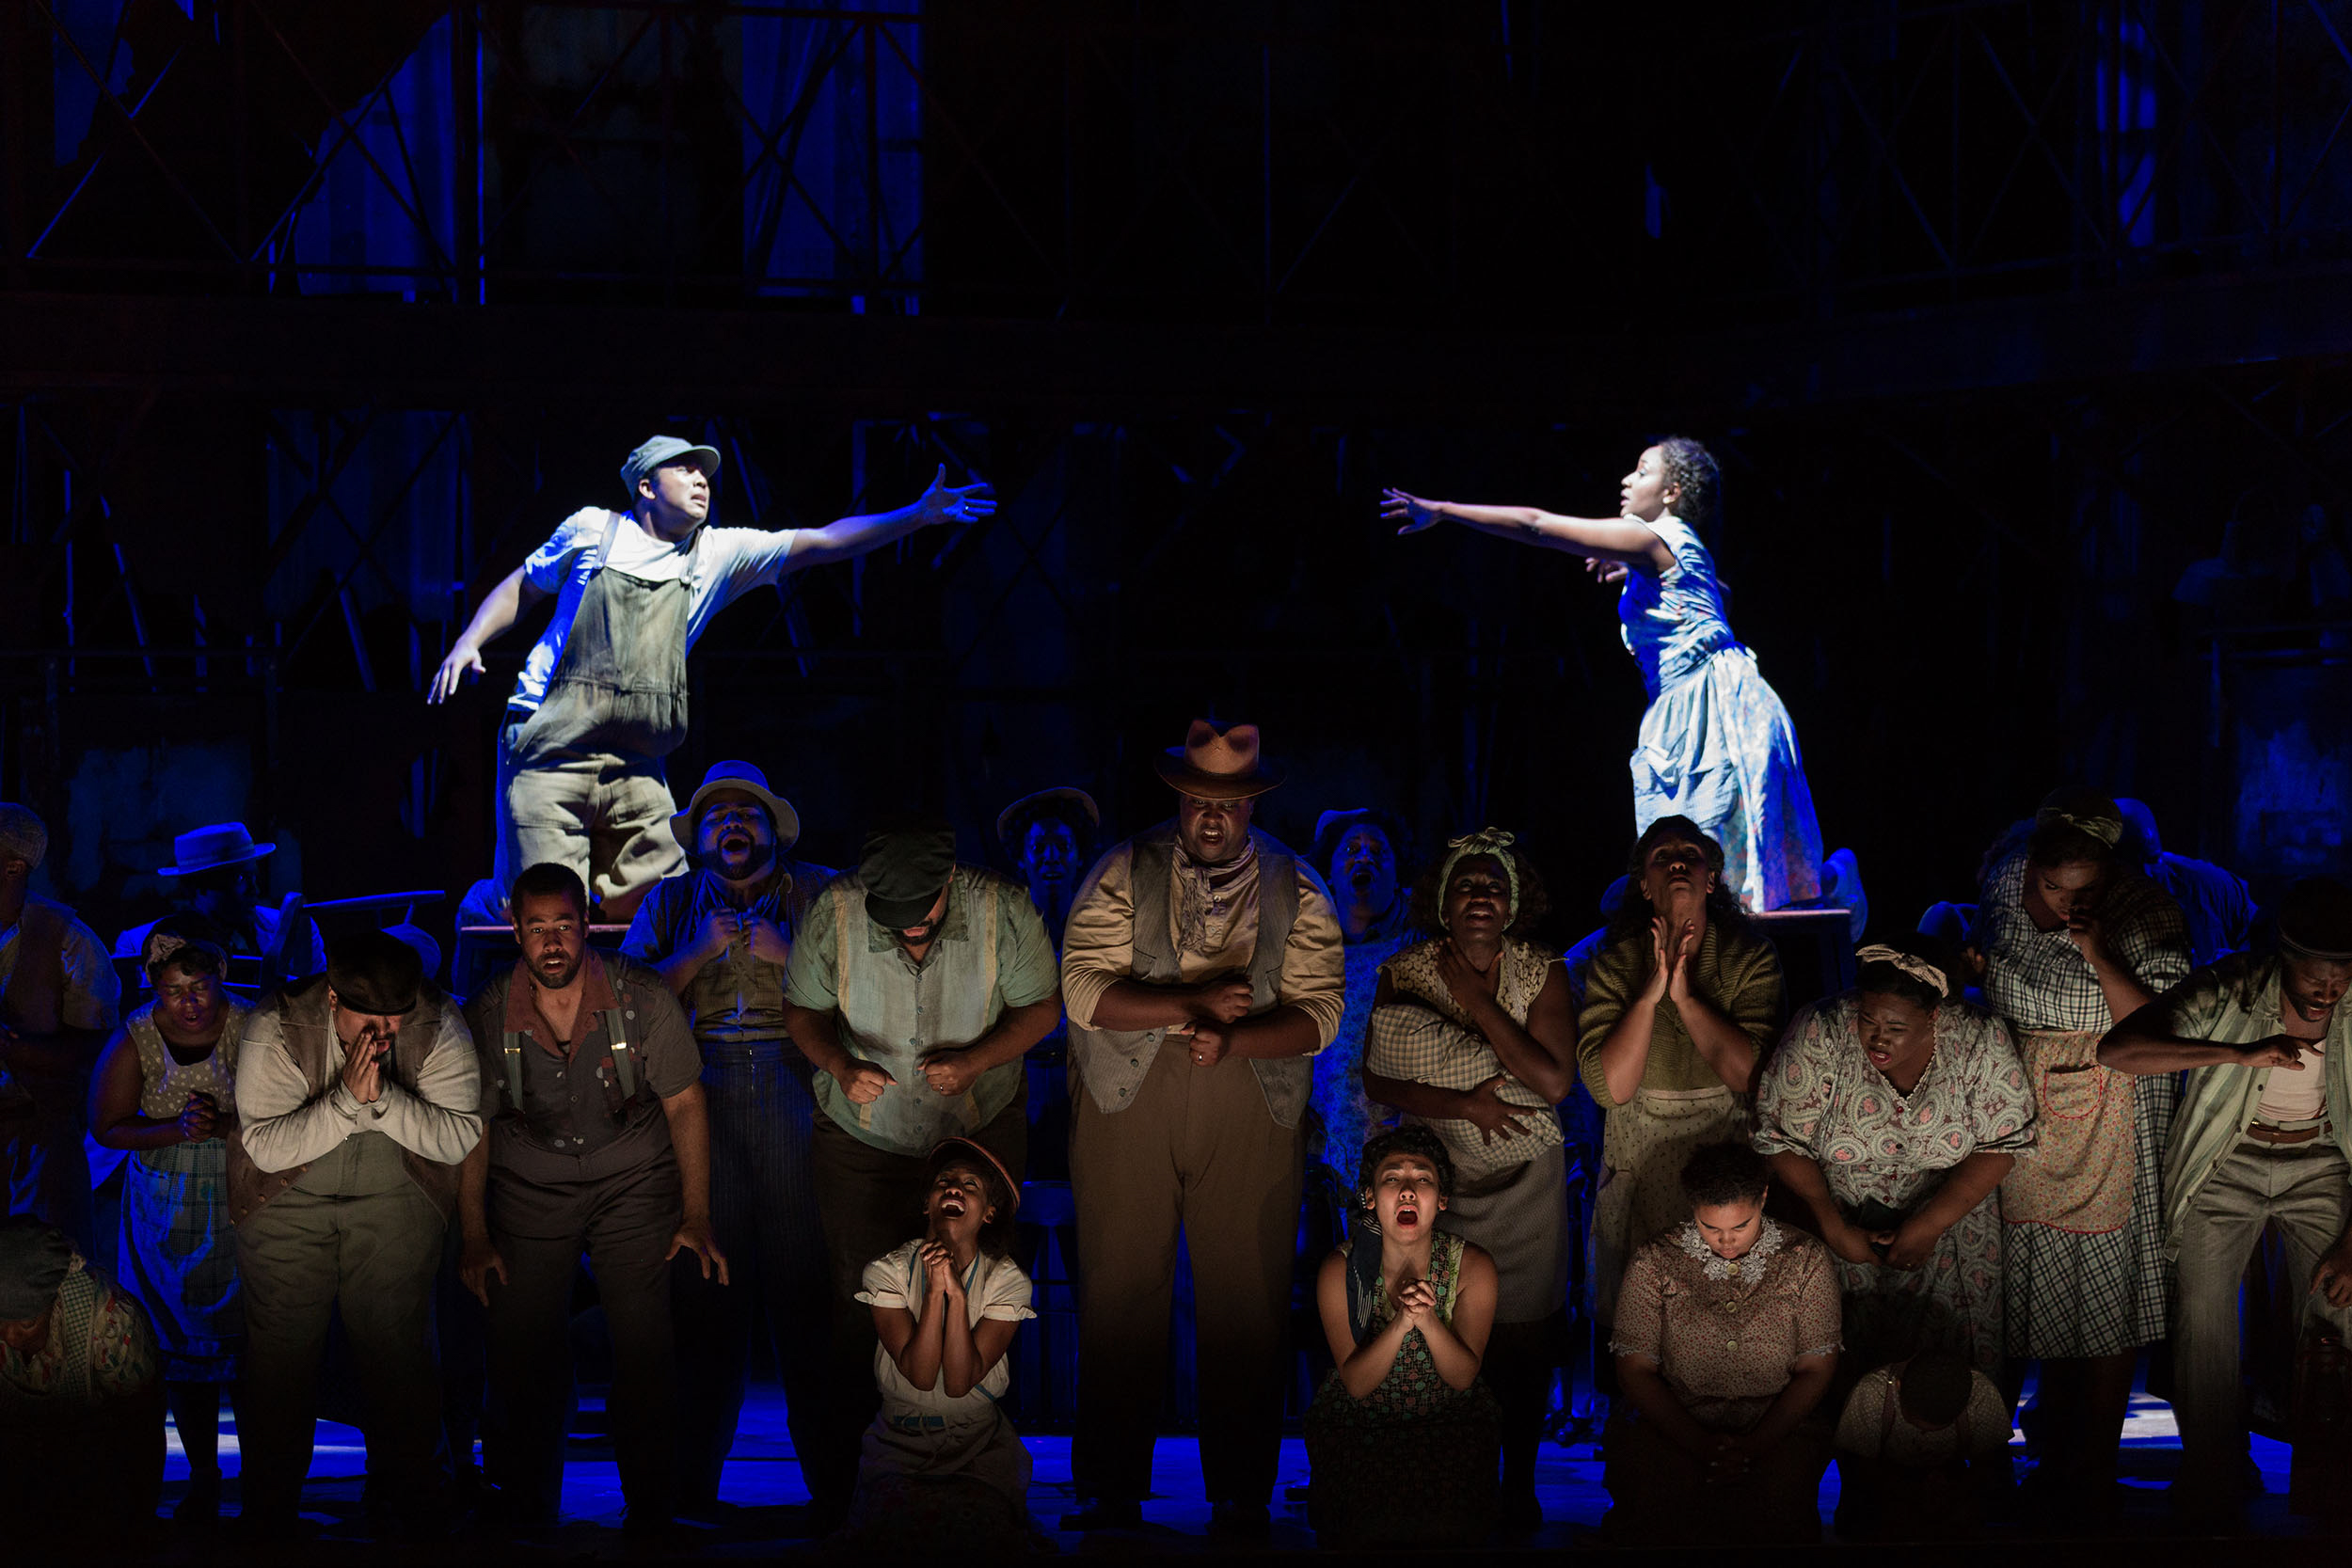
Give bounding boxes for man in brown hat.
[781,816,1062,1524]
[229,928,484,1538]
[1057,720,1345,1535]
[621,761,838,1520]
[0,801,121,1251]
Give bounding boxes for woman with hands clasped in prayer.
[86,914,249,1523]
[1578,817,1786,1347]
[1383,438,1824,913]
[1304,1127,1501,1549]
[1362,827,1573,1533]
[842,1137,1039,1551]
[1754,935,2036,1376]
[1604,1140,1840,1545]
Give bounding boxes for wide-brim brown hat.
[1152,719,1283,800]
[670,761,802,854]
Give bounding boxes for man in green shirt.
[780,816,1061,1517]
[2098,876,2352,1524]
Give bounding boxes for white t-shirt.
[854,1241,1035,1422]
[2257,1034,2330,1124]
[508,508,803,709]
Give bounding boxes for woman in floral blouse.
[0,1216,165,1539]
[1605,1140,1839,1545]
[1754,936,2036,1375]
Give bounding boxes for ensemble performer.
[1384,438,1824,911]
[427,435,993,920]
[1057,719,1345,1536]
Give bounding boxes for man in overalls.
[1056,720,1345,1537]
[427,436,994,923]
[620,761,838,1522]
[0,803,122,1251]
[456,860,720,1538]
[779,816,1061,1526]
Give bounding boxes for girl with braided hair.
[1384,436,1825,912]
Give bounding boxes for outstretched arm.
[429,564,548,704]
[1383,488,1674,569]
[786,464,996,572]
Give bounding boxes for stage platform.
[89,1379,2346,1564]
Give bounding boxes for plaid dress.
[1979,854,2190,1356]
[118,1003,246,1382]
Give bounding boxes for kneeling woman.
[1306,1127,1502,1549]
[845,1138,1038,1549]
[1605,1141,1840,1545]
[1753,937,2035,1374]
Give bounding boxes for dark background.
[3,0,2346,959]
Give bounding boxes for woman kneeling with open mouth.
[842,1137,1039,1550]
[1304,1126,1502,1548]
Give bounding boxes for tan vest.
[225,975,463,1223]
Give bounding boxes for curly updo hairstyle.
[1655,436,1722,529]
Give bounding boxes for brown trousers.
[1070,1039,1304,1507]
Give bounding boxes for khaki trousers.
[235,1183,449,1528]
[496,711,682,917]
[1071,1040,1303,1507]
[2172,1139,2352,1477]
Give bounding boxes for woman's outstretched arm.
[1384,488,1674,569]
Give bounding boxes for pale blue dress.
[1617,515,1823,911]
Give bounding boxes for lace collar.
[1674,1217,1785,1284]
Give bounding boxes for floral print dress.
[1305,1231,1501,1547]
[1753,995,2037,1370]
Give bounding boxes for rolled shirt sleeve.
[1057,845,1136,1031]
[698,525,806,601]
[782,885,844,1013]
[995,888,1061,1010]
[1279,865,1345,1051]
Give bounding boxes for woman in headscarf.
[1977,789,2189,1517]
[1578,816,1786,1351]
[1363,828,1573,1532]
[87,913,249,1522]
[1754,935,2036,1375]
[1383,438,1824,912]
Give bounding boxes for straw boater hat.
[1152,719,1283,800]
[157,822,276,878]
[668,761,803,853]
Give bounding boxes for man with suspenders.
[455,861,722,1537]
[426,436,994,922]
